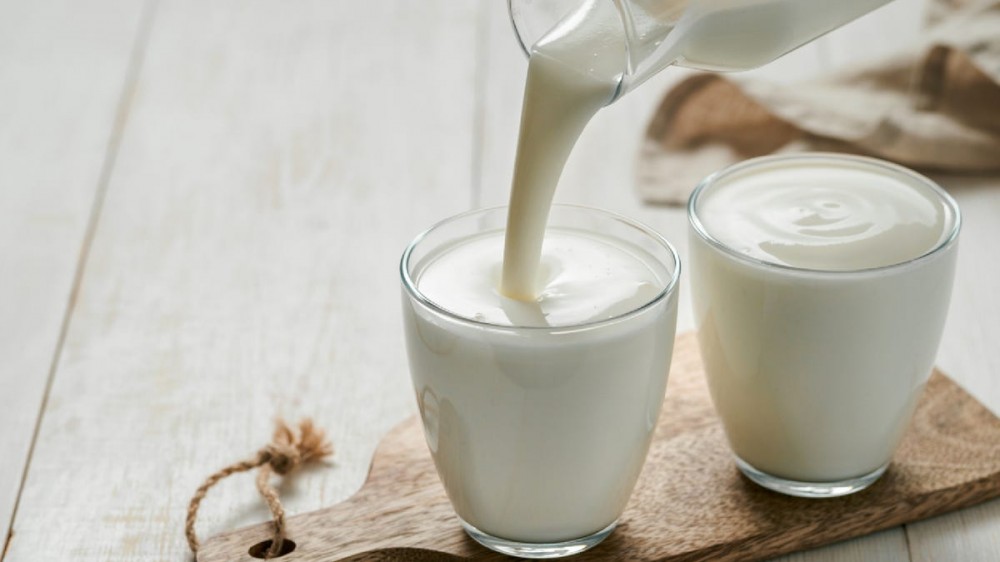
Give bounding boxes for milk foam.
[419,230,663,327]
[695,158,954,270]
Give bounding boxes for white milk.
[689,155,959,483]
[404,218,678,542]
[650,0,891,73]
[696,158,950,269]
[421,231,663,327]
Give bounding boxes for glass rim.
[400,204,681,332]
[687,153,962,277]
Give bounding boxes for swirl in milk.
[695,160,952,271]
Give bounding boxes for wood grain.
[199,333,1000,562]
[1,1,480,560]
[0,0,149,540]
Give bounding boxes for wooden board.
[198,332,1000,561]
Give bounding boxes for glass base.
[461,519,617,559]
[735,456,889,498]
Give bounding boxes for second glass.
[688,154,961,497]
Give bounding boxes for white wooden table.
[2,0,997,560]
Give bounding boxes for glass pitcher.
[509,0,893,101]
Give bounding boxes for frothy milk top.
[693,158,954,271]
[419,231,663,328]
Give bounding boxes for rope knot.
[185,418,333,558]
[265,443,301,475]
[264,418,333,476]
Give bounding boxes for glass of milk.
[401,205,680,558]
[688,153,961,498]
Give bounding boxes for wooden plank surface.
[0,0,150,545]
[2,1,480,559]
[2,0,999,560]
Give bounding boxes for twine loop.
[185,419,333,559]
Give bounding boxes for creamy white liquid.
[695,158,951,270]
[406,226,678,542]
[500,0,625,300]
[658,0,892,72]
[690,156,959,482]
[500,0,892,299]
[420,231,662,327]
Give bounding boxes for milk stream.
[499,0,626,300]
[500,0,892,299]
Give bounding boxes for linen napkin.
[637,0,1000,205]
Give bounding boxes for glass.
[509,0,893,102]
[688,154,961,497]
[401,205,680,558]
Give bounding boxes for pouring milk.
[501,0,893,300]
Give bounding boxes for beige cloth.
[638,0,1000,205]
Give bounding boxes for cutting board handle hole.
[247,539,296,558]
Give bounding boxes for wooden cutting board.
[198,333,1000,561]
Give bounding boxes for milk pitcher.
[509,0,893,101]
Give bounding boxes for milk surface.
[420,230,663,327]
[690,156,959,482]
[694,158,952,270]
